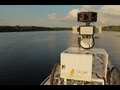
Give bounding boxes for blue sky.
[0,5,120,27]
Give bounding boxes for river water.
[0,31,120,85]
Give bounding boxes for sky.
[0,5,120,27]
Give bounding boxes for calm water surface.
[0,31,120,85]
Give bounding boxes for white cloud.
[100,5,120,16]
[47,5,120,27]
[65,5,99,20]
[64,5,99,22]
[62,6,99,26]
[47,5,100,25]
[48,13,57,20]
[81,5,98,11]
[66,9,80,19]
[98,5,120,25]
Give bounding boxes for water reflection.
[116,35,120,37]
[95,31,120,69]
[0,31,120,85]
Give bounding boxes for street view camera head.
[77,12,97,49]
[77,12,97,24]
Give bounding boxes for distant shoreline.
[0,25,120,33]
[0,29,72,33]
[102,26,120,32]
[0,26,72,33]
[102,30,120,32]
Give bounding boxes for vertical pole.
[102,80,104,85]
[105,54,108,80]
[58,79,61,85]
[64,78,67,85]
[86,22,90,26]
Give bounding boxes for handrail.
[40,74,51,85]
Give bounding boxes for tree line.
[0,25,120,32]
[0,26,72,32]
[102,26,120,32]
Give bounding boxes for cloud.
[65,5,100,20]
[100,5,120,16]
[47,5,100,25]
[80,5,99,11]
[48,5,120,27]
[66,9,80,19]
[0,18,8,25]
[98,5,120,25]
[48,13,57,20]
[63,5,99,25]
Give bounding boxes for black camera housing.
[77,12,97,22]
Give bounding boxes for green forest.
[102,26,120,32]
[0,26,71,32]
[0,25,120,32]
